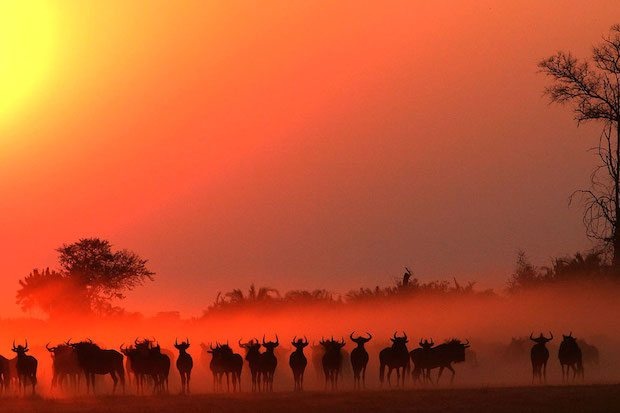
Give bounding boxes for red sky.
[1,1,618,317]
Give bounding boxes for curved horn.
[529,333,535,341]
[238,338,244,347]
[569,331,573,337]
[175,338,179,346]
[304,336,308,344]
[46,342,54,352]
[366,332,372,340]
[340,337,345,345]
[350,331,356,341]
[12,340,16,350]
[419,339,424,346]
[464,339,470,346]
[87,338,93,344]
[66,338,72,345]
[25,339,29,349]
[135,337,140,345]
[262,335,266,345]
[430,338,434,346]
[209,342,214,350]
[548,331,553,340]
[275,334,279,344]
[120,343,125,351]
[187,337,190,345]
[393,331,398,339]
[403,331,407,341]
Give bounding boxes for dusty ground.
[0,385,619,413]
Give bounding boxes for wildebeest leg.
[110,371,118,394]
[386,367,393,386]
[437,366,445,384]
[362,366,367,389]
[543,361,547,383]
[445,364,456,384]
[187,371,192,394]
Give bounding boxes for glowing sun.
[0,1,56,124]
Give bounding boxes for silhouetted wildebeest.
[174,338,193,394]
[320,337,346,390]
[502,336,529,363]
[559,333,583,382]
[205,343,242,392]
[288,336,309,391]
[411,339,470,385]
[220,343,243,392]
[258,335,279,392]
[12,340,38,395]
[411,338,434,384]
[239,338,262,392]
[349,332,372,389]
[69,340,125,394]
[577,339,600,366]
[148,342,171,394]
[46,342,81,391]
[0,355,7,392]
[379,332,410,387]
[530,332,553,383]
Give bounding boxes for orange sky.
[1,0,619,317]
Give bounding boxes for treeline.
[203,248,616,316]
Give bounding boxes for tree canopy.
[17,238,154,317]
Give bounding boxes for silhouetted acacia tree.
[539,24,620,273]
[17,238,154,316]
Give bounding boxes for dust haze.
[1,283,618,395]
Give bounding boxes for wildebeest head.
[262,335,279,353]
[350,332,372,346]
[174,338,190,351]
[530,332,553,345]
[419,338,435,350]
[319,337,346,352]
[562,332,577,345]
[390,331,409,349]
[12,340,29,355]
[292,336,309,350]
[443,339,470,363]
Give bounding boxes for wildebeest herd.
[0,331,593,396]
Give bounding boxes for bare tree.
[539,24,620,273]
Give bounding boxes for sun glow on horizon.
[0,1,56,126]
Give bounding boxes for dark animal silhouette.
[149,342,171,394]
[0,355,8,392]
[379,332,410,387]
[46,342,80,391]
[239,338,262,392]
[411,338,435,383]
[577,339,600,366]
[411,338,470,384]
[502,336,529,363]
[349,332,372,389]
[12,340,37,395]
[205,342,242,392]
[559,333,584,382]
[174,338,193,394]
[258,335,279,392]
[530,332,553,383]
[320,337,346,390]
[289,336,309,391]
[69,340,125,394]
